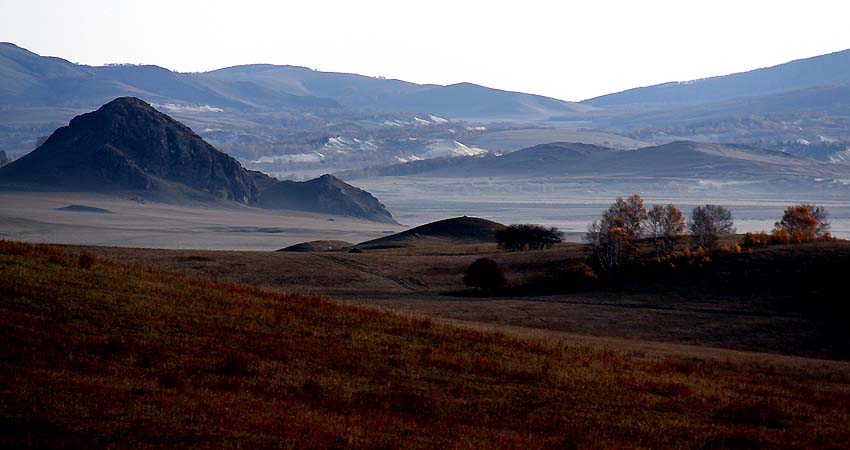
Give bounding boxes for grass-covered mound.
[2,240,850,449]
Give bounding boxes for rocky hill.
[0,97,395,222]
[0,97,261,202]
[257,174,396,224]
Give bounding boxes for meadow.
[3,240,850,448]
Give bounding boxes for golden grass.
[2,240,850,449]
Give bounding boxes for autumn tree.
[774,204,830,242]
[601,194,647,238]
[462,258,507,290]
[585,194,647,276]
[646,204,686,259]
[688,205,735,249]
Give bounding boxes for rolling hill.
[5,240,850,448]
[257,174,396,224]
[357,216,506,249]
[584,48,850,107]
[0,42,584,120]
[340,140,843,181]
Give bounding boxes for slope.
[3,240,850,448]
[256,174,396,224]
[585,48,850,107]
[342,141,842,180]
[358,216,506,249]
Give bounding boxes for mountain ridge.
[584,48,850,107]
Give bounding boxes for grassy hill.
[358,216,506,249]
[3,240,850,448]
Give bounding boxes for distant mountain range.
[584,49,850,107]
[339,140,845,183]
[3,42,850,177]
[0,97,396,223]
[0,42,584,119]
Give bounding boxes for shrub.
[463,258,507,290]
[561,263,600,291]
[77,253,96,269]
[741,231,771,247]
[496,224,562,251]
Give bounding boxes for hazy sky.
[2,0,849,101]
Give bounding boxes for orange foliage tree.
[586,194,647,276]
[773,204,831,242]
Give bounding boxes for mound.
[55,204,112,214]
[276,240,353,253]
[358,216,506,249]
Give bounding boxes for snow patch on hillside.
[426,140,488,158]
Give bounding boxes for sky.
[2,0,850,102]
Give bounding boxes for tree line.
[464,195,833,290]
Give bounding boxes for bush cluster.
[496,224,562,252]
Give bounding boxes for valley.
[4,18,850,448]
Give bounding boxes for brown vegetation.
[3,240,850,448]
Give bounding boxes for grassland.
[71,238,850,359]
[3,240,850,449]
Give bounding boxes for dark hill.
[358,216,506,249]
[0,97,396,222]
[55,204,112,214]
[276,240,354,252]
[257,174,396,224]
[0,97,263,202]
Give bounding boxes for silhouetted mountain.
[358,216,506,249]
[0,97,396,222]
[584,49,850,107]
[0,97,262,201]
[257,174,396,224]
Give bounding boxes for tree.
[601,194,647,239]
[688,205,735,249]
[462,258,507,290]
[586,223,633,276]
[585,194,647,276]
[646,204,686,259]
[774,204,830,241]
[496,224,563,251]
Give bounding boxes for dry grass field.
[67,238,850,359]
[3,240,850,449]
